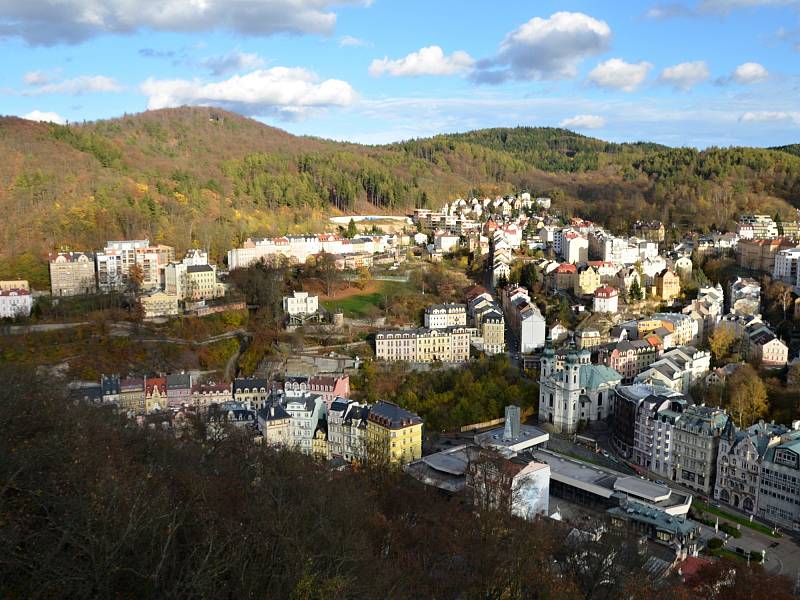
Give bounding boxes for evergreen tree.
[345,218,358,238]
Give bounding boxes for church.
[539,338,622,434]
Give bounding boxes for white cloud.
[0,0,369,45]
[200,51,265,76]
[21,110,66,124]
[732,62,769,84]
[23,69,59,85]
[643,3,694,19]
[658,60,710,90]
[339,35,369,47]
[23,75,123,95]
[369,46,475,77]
[475,11,611,83]
[559,114,606,129]
[588,58,653,92]
[740,111,800,124]
[140,67,357,120]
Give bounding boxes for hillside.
[1,106,800,286]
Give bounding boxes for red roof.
[594,285,618,298]
[555,263,577,274]
[146,377,166,395]
[0,288,30,296]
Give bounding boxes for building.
[140,290,180,319]
[501,287,545,353]
[747,326,789,368]
[672,405,730,495]
[682,284,724,343]
[282,291,319,318]
[0,280,29,292]
[285,393,327,455]
[598,338,662,384]
[96,240,174,292]
[233,378,271,411]
[639,313,698,347]
[758,430,800,529]
[773,247,800,284]
[573,265,601,297]
[48,252,96,296]
[144,377,168,413]
[539,341,622,434]
[715,420,788,516]
[308,374,350,407]
[423,303,467,329]
[613,384,689,478]
[0,287,32,319]
[737,214,779,240]
[633,346,710,394]
[165,373,192,408]
[654,269,681,302]
[730,277,761,317]
[366,401,423,464]
[328,399,369,461]
[738,238,795,273]
[257,401,292,447]
[190,382,233,410]
[164,261,224,302]
[118,377,145,414]
[632,221,666,243]
[593,285,619,314]
[562,232,588,263]
[375,326,472,363]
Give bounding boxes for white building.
[593,285,619,314]
[96,240,174,292]
[773,247,800,285]
[562,232,588,263]
[284,393,327,455]
[0,288,32,319]
[539,343,622,434]
[282,291,319,317]
[434,232,460,253]
[424,303,467,329]
[633,346,711,394]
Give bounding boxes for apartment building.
[139,290,180,319]
[737,238,795,273]
[366,401,423,464]
[282,291,319,317]
[598,338,662,384]
[634,346,711,394]
[0,287,32,319]
[96,240,174,292]
[48,251,96,296]
[758,430,800,529]
[375,326,472,363]
[423,303,467,329]
[672,405,729,496]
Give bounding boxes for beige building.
[654,269,681,301]
[375,326,471,363]
[481,310,506,355]
[165,262,224,301]
[49,252,96,297]
[573,265,601,296]
[140,290,180,319]
[0,280,29,292]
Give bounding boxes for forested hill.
[1,105,800,284]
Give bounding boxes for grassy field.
[321,281,407,318]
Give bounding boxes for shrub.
[707,537,724,550]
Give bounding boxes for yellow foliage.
[135,182,149,195]
[174,191,188,204]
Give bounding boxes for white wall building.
[0,288,32,319]
[424,303,467,329]
[593,285,619,314]
[283,291,319,317]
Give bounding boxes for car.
[770,541,780,548]
[656,480,665,485]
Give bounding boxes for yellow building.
[312,422,330,459]
[654,269,681,301]
[573,266,601,297]
[366,401,423,465]
[140,290,180,319]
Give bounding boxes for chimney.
[503,405,521,440]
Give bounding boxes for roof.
[257,402,291,422]
[233,378,269,393]
[186,264,213,273]
[0,288,30,296]
[368,401,422,429]
[166,373,192,389]
[608,500,698,536]
[580,365,622,390]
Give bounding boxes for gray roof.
[186,264,213,273]
[166,373,191,390]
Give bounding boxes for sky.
[1,0,799,147]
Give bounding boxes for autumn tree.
[313,251,342,296]
[724,364,768,427]
[708,326,739,365]
[127,262,145,295]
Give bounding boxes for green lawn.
[321,281,408,318]
[693,500,780,538]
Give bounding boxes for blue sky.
[1,0,799,147]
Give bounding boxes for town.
[4,190,800,588]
